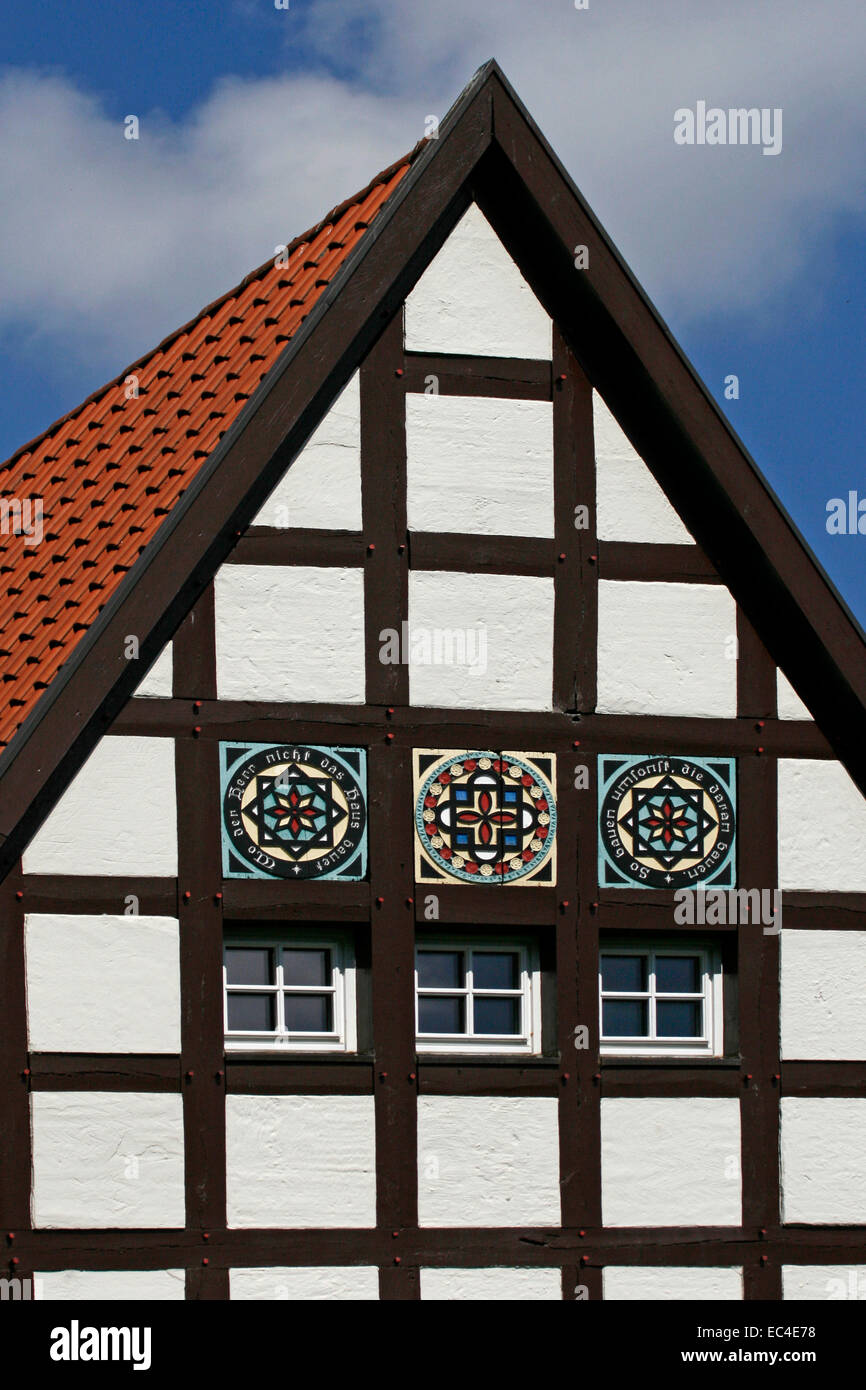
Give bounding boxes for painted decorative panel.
[221,744,367,881]
[413,750,557,887]
[598,754,736,889]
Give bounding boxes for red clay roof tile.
[0,145,420,751]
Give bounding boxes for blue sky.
[1,0,864,624]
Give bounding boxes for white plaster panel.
[225,1095,376,1228]
[230,1267,379,1300]
[601,1097,742,1227]
[35,1269,185,1301]
[31,1092,185,1229]
[406,394,554,537]
[596,581,737,717]
[252,373,361,530]
[777,669,811,720]
[593,393,694,544]
[408,571,553,710]
[781,1098,866,1224]
[420,1267,561,1300]
[25,914,181,1054]
[417,1096,560,1228]
[22,736,177,877]
[782,1265,866,1300]
[603,1267,743,1300]
[779,759,866,891]
[404,203,552,359]
[780,930,866,1060]
[214,564,365,702]
[133,642,173,698]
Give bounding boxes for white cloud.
[0,0,864,387]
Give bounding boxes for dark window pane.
[657,1000,702,1037]
[227,993,274,1032]
[474,997,520,1035]
[655,956,700,993]
[472,952,518,990]
[225,947,272,986]
[602,999,648,1037]
[417,951,463,989]
[601,954,647,993]
[418,996,465,1034]
[284,993,333,1032]
[283,948,330,988]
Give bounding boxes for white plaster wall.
[778,759,866,891]
[780,930,866,1060]
[781,1098,866,1224]
[25,914,181,1054]
[593,394,694,544]
[31,1092,185,1229]
[782,1265,866,1300]
[420,1268,561,1300]
[230,1267,379,1300]
[417,1096,560,1228]
[408,571,553,710]
[601,1097,742,1227]
[36,1269,185,1301]
[225,1095,376,1228]
[406,394,554,537]
[777,669,811,720]
[597,581,737,717]
[252,373,361,530]
[133,642,173,698]
[603,1267,743,1301]
[22,736,178,877]
[214,564,365,702]
[404,203,551,359]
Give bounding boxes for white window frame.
[599,940,723,1058]
[223,931,356,1054]
[415,936,541,1055]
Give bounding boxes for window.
[223,932,356,1052]
[599,943,722,1057]
[415,938,540,1054]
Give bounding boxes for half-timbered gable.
[2,61,866,1303]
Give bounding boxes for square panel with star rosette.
[598,754,736,890]
[220,743,367,881]
[413,750,557,887]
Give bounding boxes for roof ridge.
[2,140,425,473]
